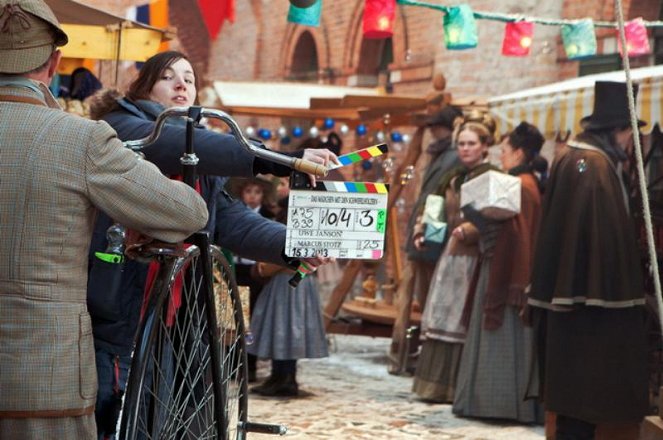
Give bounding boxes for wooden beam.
[60,24,164,61]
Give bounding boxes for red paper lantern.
[363,0,396,39]
[501,21,534,57]
[618,18,651,57]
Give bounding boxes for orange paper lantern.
[502,21,534,56]
[363,0,396,39]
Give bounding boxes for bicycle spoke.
[121,244,248,440]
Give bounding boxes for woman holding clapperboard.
[411,114,499,403]
[452,122,547,424]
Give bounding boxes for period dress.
[412,162,496,402]
[453,169,543,423]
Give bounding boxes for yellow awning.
[46,0,170,61]
[488,65,663,137]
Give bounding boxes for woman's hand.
[302,148,340,186]
[413,233,426,250]
[451,225,466,241]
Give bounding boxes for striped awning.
[488,65,663,138]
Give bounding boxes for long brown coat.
[0,83,208,422]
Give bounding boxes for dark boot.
[250,374,281,394]
[255,373,298,397]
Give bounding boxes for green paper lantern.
[287,0,322,27]
[443,5,478,50]
[561,19,597,60]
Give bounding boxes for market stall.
[489,65,663,138]
[46,0,171,72]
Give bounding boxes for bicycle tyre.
[119,242,248,440]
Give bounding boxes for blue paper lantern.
[287,0,322,27]
[390,131,403,143]
[281,136,291,145]
[356,124,367,136]
[561,19,597,60]
[292,126,304,138]
[443,5,478,50]
[258,129,272,140]
[323,117,335,129]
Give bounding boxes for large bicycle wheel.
[120,239,248,440]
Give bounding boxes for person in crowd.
[528,81,649,439]
[404,105,463,309]
[0,2,209,438]
[248,179,329,397]
[411,115,499,402]
[452,122,547,424]
[87,51,335,439]
[229,175,277,382]
[68,67,102,101]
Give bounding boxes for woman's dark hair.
[508,121,545,163]
[126,51,200,104]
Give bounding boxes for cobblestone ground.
[248,334,545,439]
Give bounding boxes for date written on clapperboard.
[285,181,389,259]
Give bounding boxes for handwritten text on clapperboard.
[285,182,389,259]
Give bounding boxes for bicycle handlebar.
[123,106,328,177]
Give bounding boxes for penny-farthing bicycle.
[117,107,326,440]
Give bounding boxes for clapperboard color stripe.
[328,143,389,170]
[313,181,389,194]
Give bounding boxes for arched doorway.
[355,37,393,87]
[288,30,319,82]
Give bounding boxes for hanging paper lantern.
[323,117,335,129]
[340,124,350,135]
[258,128,272,140]
[502,21,534,56]
[245,126,255,137]
[356,124,368,136]
[618,18,651,57]
[289,0,317,7]
[287,0,322,27]
[292,126,304,138]
[390,131,403,142]
[309,126,319,137]
[561,19,597,60]
[375,131,386,142]
[277,126,288,138]
[443,5,478,50]
[363,0,396,39]
[402,133,411,144]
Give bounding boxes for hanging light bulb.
[561,19,597,60]
[502,21,534,56]
[400,165,415,185]
[292,126,304,138]
[287,0,322,27]
[245,126,255,137]
[323,117,335,129]
[356,124,368,136]
[340,124,350,135]
[375,131,386,142]
[277,126,288,138]
[618,18,651,57]
[401,133,411,144]
[443,5,478,50]
[309,126,319,137]
[363,0,396,39]
[381,157,394,173]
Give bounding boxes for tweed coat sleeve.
[85,121,208,242]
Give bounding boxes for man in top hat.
[0,0,209,438]
[529,81,649,439]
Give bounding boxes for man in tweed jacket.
[0,0,209,438]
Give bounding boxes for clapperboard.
[285,144,389,260]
